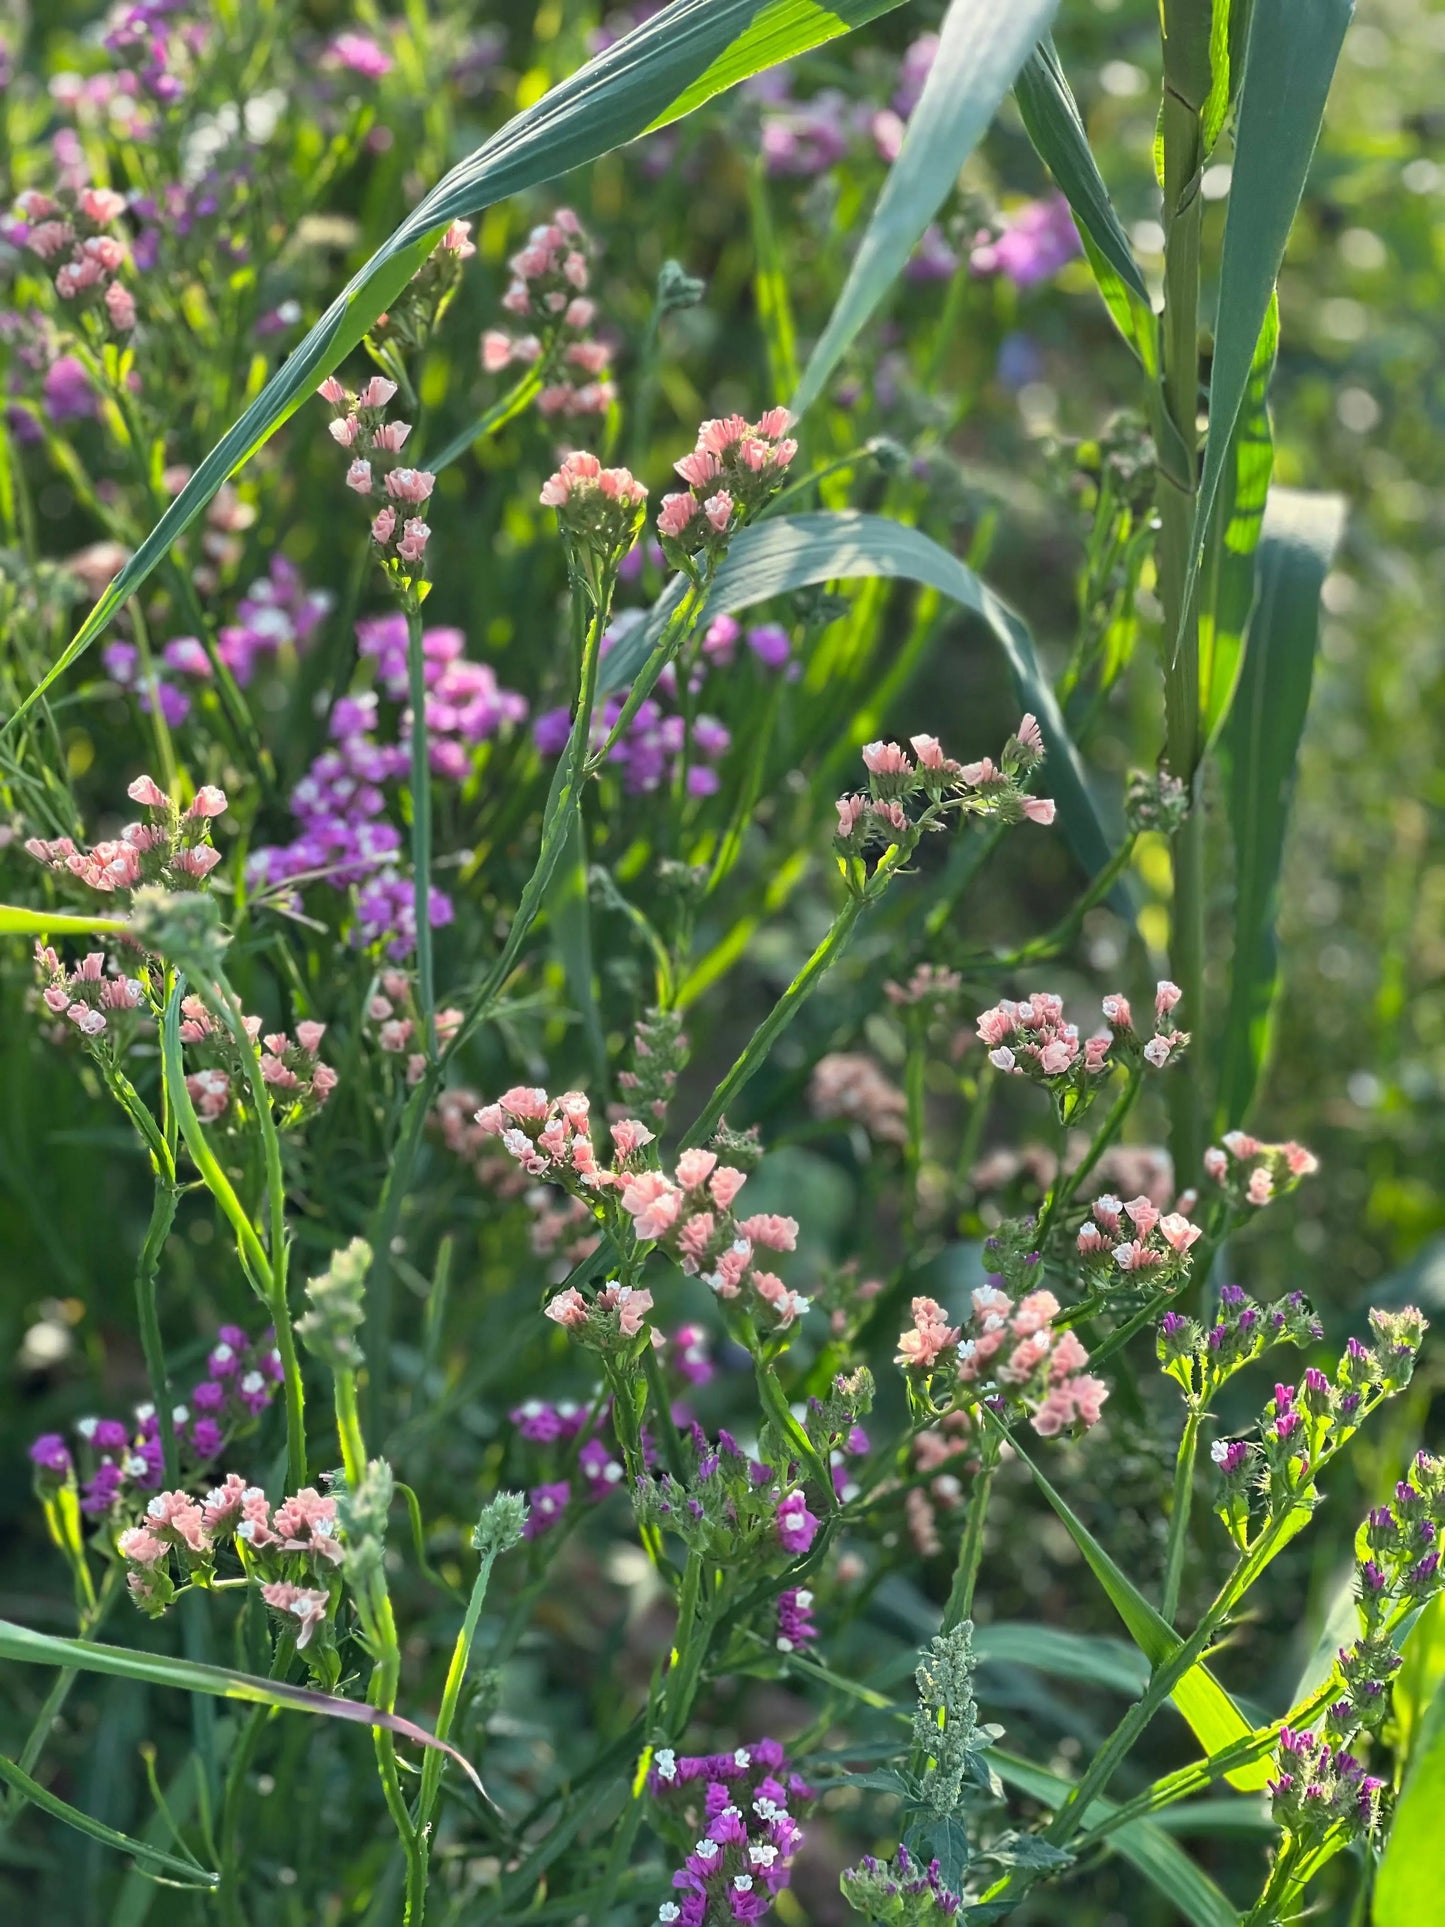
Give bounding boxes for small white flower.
[654,1748,677,1781]
[171,1404,190,1425]
[750,1843,778,1868]
[124,1455,148,1476]
[733,1748,751,1768]
[694,1837,719,1861]
[658,1908,681,1925]
[135,1402,156,1422]
[1210,1440,1231,1465]
[733,1875,754,1893]
[77,1417,99,1440]
[241,1371,265,1394]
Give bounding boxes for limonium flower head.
[650,1738,810,1922]
[834,716,1053,870]
[317,379,435,591]
[1075,1191,1204,1288]
[26,776,227,900]
[969,194,1082,289]
[11,179,137,332]
[656,407,798,574]
[540,450,648,583]
[1203,1131,1320,1210]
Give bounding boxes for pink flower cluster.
[363,968,462,1085]
[976,990,1112,1086]
[25,774,226,896]
[896,1283,1109,1438]
[178,998,337,1123]
[656,408,798,561]
[545,1278,655,1345]
[318,374,434,575]
[482,207,614,419]
[969,194,1082,289]
[835,716,1053,852]
[33,943,145,1042]
[539,450,648,561]
[1203,1131,1320,1209]
[120,1477,341,1639]
[1075,1192,1203,1276]
[473,1087,809,1330]
[11,184,137,330]
[1100,979,1191,1069]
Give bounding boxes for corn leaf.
[0,1618,486,1797]
[1215,488,1346,1128]
[991,1752,1238,1927]
[1013,38,1157,374]
[792,0,1060,416]
[1374,1676,1445,1923]
[604,511,1117,886]
[2,0,906,735]
[975,1622,1149,1698]
[1171,0,1353,669]
[986,1417,1271,1790]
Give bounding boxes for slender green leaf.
[0,1618,486,1797]
[1199,292,1279,743]
[985,1417,1271,1790]
[1014,38,1157,374]
[792,0,1060,416]
[0,1753,217,1886]
[0,904,129,941]
[547,807,608,1084]
[1215,488,1346,1127]
[1374,1676,1445,1923]
[2,0,905,734]
[975,1622,1149,1699]
[605,511,1117,886]
[991,1752,1238,1927]
[1392,1594,1445,1773]
[1172,0,1353,667]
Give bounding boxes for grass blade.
[1170,0,1353,669]
[2,0,905,735]
[0,1618,487,1799]
[1215,488,1346,1127]
[987,1417,1271,1790]
[975,1622,1149,1698]
[991,1752,1238,1927]
[604,511,1117,886]
[792,0,1060,416]
[0,1752,217,1887]
[1014,38,1157,374]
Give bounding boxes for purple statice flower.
[745,624,791,670]
[971,195,1082,290]
[102,638,192,725]
[326,31,393,79]
[893,33,940,117]
[218,556,333,686]
[511,1398,587,1443]
[758,87,853,177]
[775,1489,819,1555]
[907,223,959,283]
[42,354,94,422]
[578,1435,625,1498]
[668,1325,714,1388]
[28,1434,73,1479]
[524,1481,571,1538]
[775,1586,817,1654]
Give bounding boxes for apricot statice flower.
[481,208,615,418]
[26,775,227,897]
[10,184,137,331]
[895,1296,962,1372]
[656,406,798,573]
[32,944,145,1045]
[1202,1131,1320,1209]
[927,1281,1110,1439]
[318,374,434,587]
[1074,1191,1204,1283]
[834,715,1053,864]
[539,450,648,579]
[808,1052,908,1145]
[1100,978,1192,1069]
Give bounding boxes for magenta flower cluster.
[650,1738,811,1924]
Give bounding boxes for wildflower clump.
[1203,1130,1320,1209]
[840,1843,962,1921]
[481,206,615,418]
[26,775,227,896]
[9,183,137,331]
[1073,1192,1203,1283]
[656,408,798,574]
[1157,1285,1323,1407]
[649,1737,811,1923]
[177,999,337,1125]
[318,374,435,589]
[834,717,1054,874]
[896,1283,1109,1439]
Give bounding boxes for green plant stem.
[406,602,437,1059]
[1240,1837,1303,1927]
[218,1632,296,1924]
[1036,1066,1143,1248]
[1160,1408,1200,1623]
[942,1428,1002,1631]
[135,1174,182,1487]
[413,1542,502,1842]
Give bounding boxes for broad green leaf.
[604,512,1117,887]
[0,1618,486,1797]
[3,0,906,734]
[975,1622,1149,1699]
[792,0,1060,416]
[1374,1676,1445,1923]
[0,1752,217,1887]
[1215,488,1345,1127]
[1198,292,1279,744]
[991,1752,1238,1927]
[1392,1594,1445,1772]
[0,904,129,941]
[1171,0,1353,668]
[1014,39,1158,375]
[986,1417,1271,1790]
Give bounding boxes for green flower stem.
[1033,1065,1143,1257]
[135,1175,182,1487]
[902,1018,926,1246]
[641,1339,687,1483]
[1160,1408,1201,1623]
[754,1354,837,1511]
[941,1425,1002,1633]
[413,1537,505,1842]
[218,1631,296,1924]
[405,602,437,1059]
[1240,1837,1304,1927]
[429,364,546,474]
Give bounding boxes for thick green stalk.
[942,1429,1002,1631]
[1155,0,1213,1184]
[1160,1408,1201,1623]
[406,602,437,1059]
